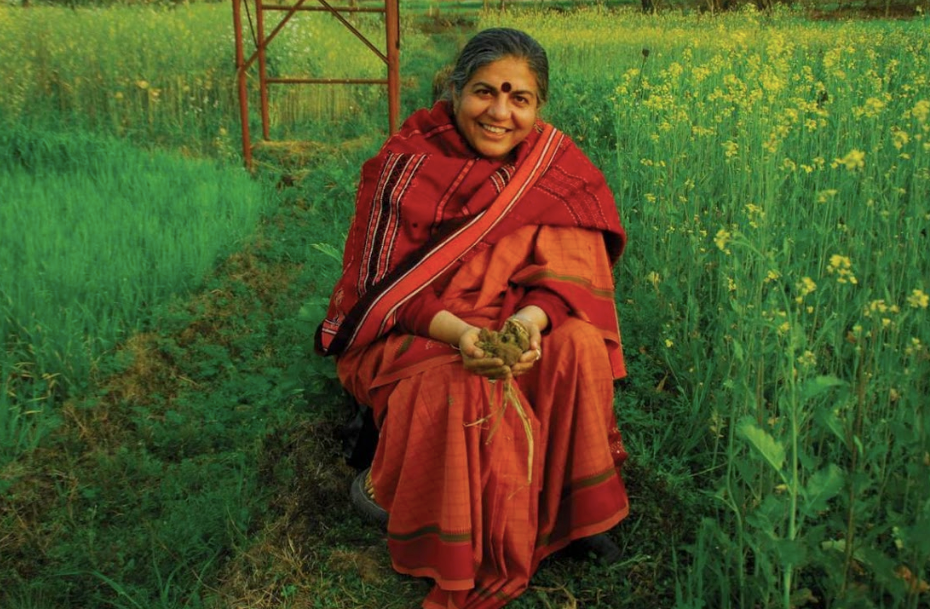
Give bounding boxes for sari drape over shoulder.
[316,102,630,609]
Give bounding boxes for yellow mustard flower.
[907,289,929,309]
[832,149,865,171]
[715,229,732,252]
[827,254,858,284]
[913,100,929,124]
[893,130,911,150]
[797,350,817,369]
[798,276,817,296]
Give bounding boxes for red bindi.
[501,82,512,93]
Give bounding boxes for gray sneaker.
[350,467,388,528]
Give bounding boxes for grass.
[1,3,929,609]
[0,126,265,467]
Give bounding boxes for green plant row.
[0,126,265,465]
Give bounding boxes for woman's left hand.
[509,316,543,378]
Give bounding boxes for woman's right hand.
[459,327,511,380]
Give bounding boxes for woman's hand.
[507,316,543,378]
[460,327,511,379]
[427,308,546,380]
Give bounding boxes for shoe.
[350,467,389,528]
[565,533,623,566]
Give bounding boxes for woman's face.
[453,56,540,161]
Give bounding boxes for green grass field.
[0,3,928,608]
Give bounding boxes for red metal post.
[386,0,400,134]
[256,0,271,141]
[232,0,253,168]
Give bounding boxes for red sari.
[317,102,629,609]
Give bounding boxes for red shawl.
[315,101,625,365]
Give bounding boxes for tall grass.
[0,127,265,464]
[0,4,397,150]
[484,7,930,607]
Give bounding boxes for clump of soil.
[476,318,529,366]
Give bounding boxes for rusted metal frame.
[241,0,310,74]
[385,0,400,134]
[264,4,385,11]
[315,0,388,64]
[256,0,271,140]
[239,0,387,81]
[233,0,401,168]
[268,77,389,84]
[232,0,253,167]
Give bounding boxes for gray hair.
[441,28,549,106]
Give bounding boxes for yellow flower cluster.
[795,277,817,303]
[832,149,866,171]
[913,100,930,124]
[826,255,858,285]
[906,289,929,309]
[864,299,901,329]
[744,203,765,228]
[714,228,732,253]
[905,337,924,357]
[797,350,817,369]
[853,96,888,119]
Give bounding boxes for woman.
[316,28,629,609]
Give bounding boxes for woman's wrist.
[511,305,549,334]
[428,310,478,348]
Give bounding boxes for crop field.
[0,3,928,609]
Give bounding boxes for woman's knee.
[545,317,607,360]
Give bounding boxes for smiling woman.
[315,28,630,609]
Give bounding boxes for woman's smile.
[481,123,509,135]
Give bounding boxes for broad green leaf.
[801,375,845,401]
[737,416,785,474]
[771,538,808,567]
[731,340,744,363]
[802,464,845,516]
[813,407,848,449]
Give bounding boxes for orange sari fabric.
[337,225,629,609]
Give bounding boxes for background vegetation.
[1,2,928,609]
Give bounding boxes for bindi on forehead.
[501,82,512,93]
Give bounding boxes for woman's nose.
[487,96,508,120]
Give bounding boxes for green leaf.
[771,537,808,567]
[812,407,847,449]
[801,375,845,401]
[802,463,845,516]
[298,302,327,326]
[312,242,343,264]
[731,339,744,363]
[737,416,785,474]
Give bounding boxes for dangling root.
[502,381,534,486]
[464,319,535,485]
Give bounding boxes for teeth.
[482,124,507,134]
